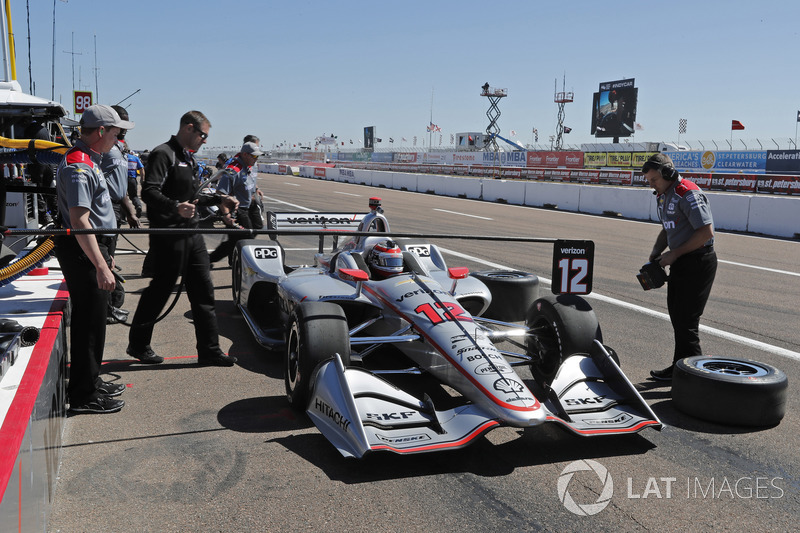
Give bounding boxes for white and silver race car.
[231,198,661,458]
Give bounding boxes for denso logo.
[375,433,431,444]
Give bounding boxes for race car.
[231,197,661,458]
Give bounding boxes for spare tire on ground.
[471,270,539,322]
[672,356,788,427]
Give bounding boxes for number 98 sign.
[73,91,93,114]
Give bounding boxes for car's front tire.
[525,294,602,386]
[285,302,351,410]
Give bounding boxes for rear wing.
[266,211,369,252]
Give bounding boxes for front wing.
[306,348,661,458]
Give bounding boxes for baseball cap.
[80,105,135,130]
[241,141,263,157]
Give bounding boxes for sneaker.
[126,345,164,364]
[650,365,674,381]
[98,381,125,397]
[197,352,237,367]
[69,396,124,414]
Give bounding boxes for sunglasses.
[192,124,208,140]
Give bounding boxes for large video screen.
[591,78,638,138]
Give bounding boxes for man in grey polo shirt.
[55,104,134,413]
[642,153,718,381]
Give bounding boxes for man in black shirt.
[127,110,238,366]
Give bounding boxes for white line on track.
[438,246,800,362]
[719,260,800,277]
[283,182,301,187]
[434,208,492,220]
[335,191,361,197]
[262,196,315,212]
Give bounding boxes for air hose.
[0,237,54,287]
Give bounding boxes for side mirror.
[447,267,469,295]
[338,268,369,297]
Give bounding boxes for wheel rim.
[696,359,769,377]
[286,323,301,392]
[528,317,560,377]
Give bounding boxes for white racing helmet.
[367,239,404,278]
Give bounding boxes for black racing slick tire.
[285,302,351,411]
[525,294,602,386]
[471,270,540,322]
[231,239,260,305]
[672,356,788,426]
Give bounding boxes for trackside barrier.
[279,166,799,238]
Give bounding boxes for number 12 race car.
[231,198,661,458]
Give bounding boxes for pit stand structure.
[481,83,507,153]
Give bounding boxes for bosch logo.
[254,247,278,259]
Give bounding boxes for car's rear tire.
[285,302,351,410]
[672,356,787,426]
[525,294,602,386]
[471,270,540,322]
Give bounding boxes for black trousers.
[55,236,112,404]
[129,233,221,357]
[667,248,718,362]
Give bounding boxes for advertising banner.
[765,150,800,174]
[526,151,584,168]
[756,175,800,195]
[631,152,656,169]
[584,152,607,167]
[665,151,767,172]
[394,153,418,163]
[607,152,632,167]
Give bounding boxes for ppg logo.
[254,247,278,260]
[406,245,430,257]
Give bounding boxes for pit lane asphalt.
[48,174,800,532]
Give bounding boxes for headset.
[641,155,679,181]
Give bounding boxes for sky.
[9,0,800,153]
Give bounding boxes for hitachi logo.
[314,398,352,432]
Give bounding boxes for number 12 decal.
[415,301,471,325]
[551,240,594,295]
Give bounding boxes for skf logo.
[254,247,278,259]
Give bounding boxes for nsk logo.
[339,169,355,177]
[285,215,357,225]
